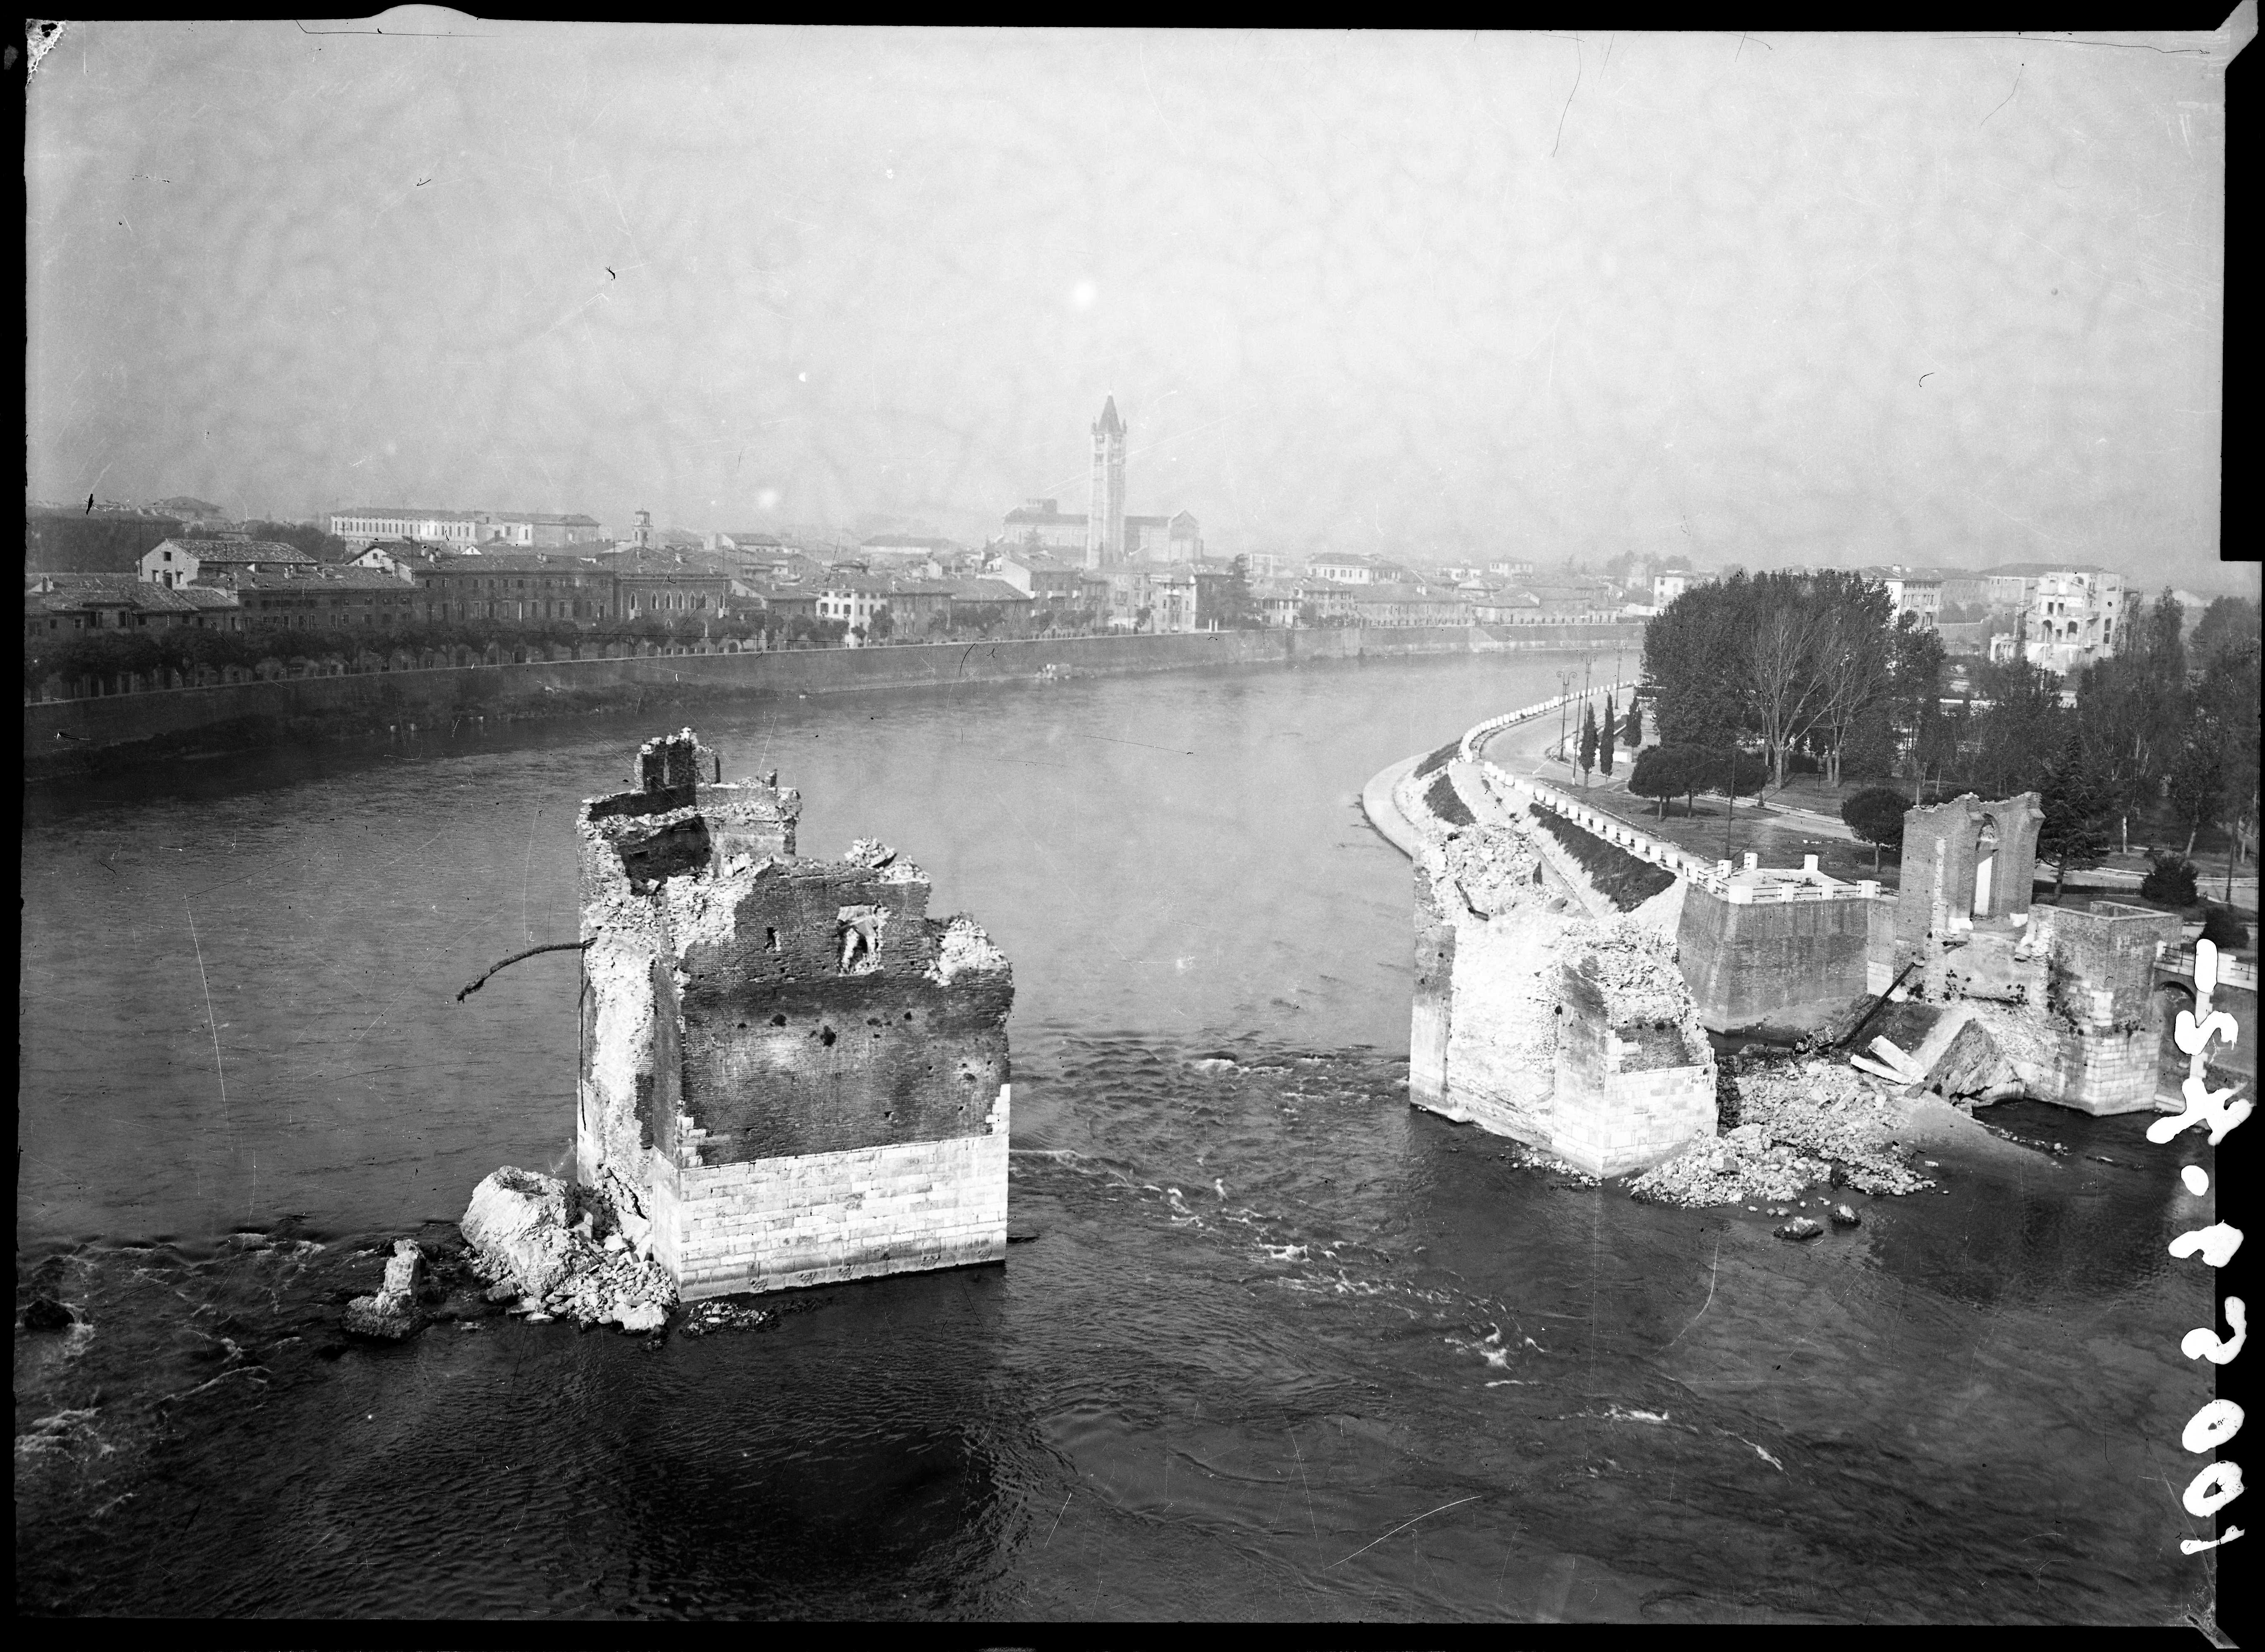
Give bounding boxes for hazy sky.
[25,16,2248,587]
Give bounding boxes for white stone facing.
[661,1088,1010,1300]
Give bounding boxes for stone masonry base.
[659,1097,1010,1300]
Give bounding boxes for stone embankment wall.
[575,729,1014,1299]
[1676,890,1878,1035]
[25,622,1645,776]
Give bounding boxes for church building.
[1001,397,1202,569]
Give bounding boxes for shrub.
[1414,740,1462,780]
[1529,808,1677,912]
[2199,905,2250,952]
[1424,771,1476,828]
[2140,850,2200,908]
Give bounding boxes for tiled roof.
[29,581,220,614]
[227,569,413,592]
[606,551,740,579]
[151,538,315,564]
[949,579,1034,602]
[29,572,142,593]
[1003,506,1088,525]
[423,550,608,574]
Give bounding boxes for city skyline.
[27,19,2241,588]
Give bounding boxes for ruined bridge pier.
[576,730,1014,1300]
[1385,700,2250,1155]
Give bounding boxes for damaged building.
[1675,788,2253,1116]
[575,730,1014,1299]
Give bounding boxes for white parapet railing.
[1455,683,1887,905]
[2159,949,2261,992]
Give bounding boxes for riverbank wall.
[25,623,1641,780]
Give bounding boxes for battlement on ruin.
[574,728,1013,1300]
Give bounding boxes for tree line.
[1630,570,2260,901]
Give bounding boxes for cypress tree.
[1600,692,1618,776]
[1579,702,1599,785]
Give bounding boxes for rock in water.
[342,1238,429,1341]
[461,1167,579,1300]
[1830,1203,1861,1228]
[22,1294,74,1332]
[1773,1216,1825,1242]
[616,1301,667,1335]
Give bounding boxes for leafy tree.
[1578,702,1599,785]
[1213,555,1262,629]
[2143,587,2188,689]
[2036,730,2113,900]
[1840,786,1910,872]
[1622,697,1644,747]
[2074,654,2184,854]
[2141,849,2200,908]
[2191,596,2263,668]
[868,607,895,641]
[1966,658,2063,797]
[2200,905,2251,951]
[1629,743,1698,820]
[1839,705,1897,784]
[1888,623,1949,800]
[1642,576,1749,748]
[2195,638,2261,895]
[2168,714,2227,856]
[1599,691,1617,777]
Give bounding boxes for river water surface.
[17,652,2221,1621]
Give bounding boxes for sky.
[24,16,2250,590]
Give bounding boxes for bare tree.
[1745,589,1832,790]
[1810,605,1893,789]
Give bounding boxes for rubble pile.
[1432,825,1543,916]
[1627,1057,1936,1208]
[679,1301,775,1336]
[460,1166,677,1334]
[1581,923,1696,1027]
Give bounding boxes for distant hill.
[25,508,184,575]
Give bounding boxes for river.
[16,650,2220,1621]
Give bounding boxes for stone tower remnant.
[1891,790,2045,998]
[1085,395,1127,570]
[576,729,1013,1299]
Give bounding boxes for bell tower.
[1086,396,1127,569]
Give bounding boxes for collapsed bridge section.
[576,730,1013,1299]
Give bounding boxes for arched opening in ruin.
[1972,816,2001,917]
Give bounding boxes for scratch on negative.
[1981,63,2024,127]
[1662,1233,1721,1349]
[1327,1494,1482,1569]
[1552,43,1582,158]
